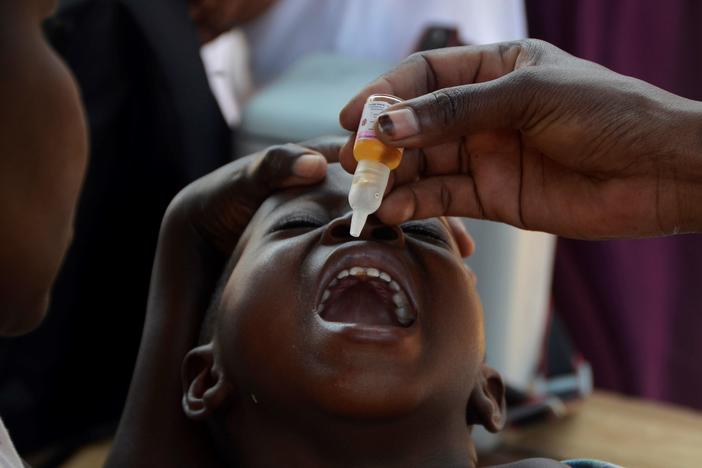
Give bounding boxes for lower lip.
[314,315,417,344]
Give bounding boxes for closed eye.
[270,214,324,232]
[401,222,449,245]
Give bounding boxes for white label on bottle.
[355,101,392,141]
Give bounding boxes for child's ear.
[181,343,232,421]
[466,364,506,433]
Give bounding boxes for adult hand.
[340,39,702,239]
[107,139,337,468]
[188,0,277,43]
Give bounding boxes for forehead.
[257,164,353,219]
[302,163,353,203]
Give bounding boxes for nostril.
[331,224,353,239]
[371,226,399,241]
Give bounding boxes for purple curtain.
[527,0,702,409]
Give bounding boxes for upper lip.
[314,243,419,317]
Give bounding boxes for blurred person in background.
[242,0,526,87]
[1,0,89,465]
[0,0,276,463]
[201,0,526,128]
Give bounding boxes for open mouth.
[317,266,416,328]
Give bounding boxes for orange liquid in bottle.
[353,138,403,170]
[353,94,404,170]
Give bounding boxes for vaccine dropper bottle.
[349,94,405,237]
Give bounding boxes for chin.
[0,294,49,337]
[310,371,428,421]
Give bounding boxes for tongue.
[321,282,398,326]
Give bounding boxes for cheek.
[9,35,89,224]
[38,0,59,18]
[215,241,311,395]
[421,257,484,390]
[424,254,483,339]
[45,50,89,222]
[0,25,88,330]
[30,41,89,266]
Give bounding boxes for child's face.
[209,164,486,420]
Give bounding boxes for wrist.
[675,99,702,232]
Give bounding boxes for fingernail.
[292,154,326,177]
[377,108,420,140]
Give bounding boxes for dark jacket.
[0,0,230,459]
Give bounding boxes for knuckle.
[262,143,294,161]
[402,51,440,91]
[427,88,466,127]
[256,144,299,184]
[508,38,550,69]
[404,51,429,67]
[402,50,434,68]
[519,38,545,51]
[505,68,546,129]
[439,180,453,215]
[511,67,541,88]
[497,39,527,59]
[519,38,547,56]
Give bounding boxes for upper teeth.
[319,266,416,326]
[336,266,393,282]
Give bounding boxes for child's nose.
[322,214,405,247]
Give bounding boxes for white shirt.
[0,418,23,468]
[201,0,527,125]
[243,0,527,85]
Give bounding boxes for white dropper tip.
[347,160,391,238]
[350,210,368,237]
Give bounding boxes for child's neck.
[224,398,477,468]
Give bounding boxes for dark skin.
[0,0,88,335]
[180,164,564,468]
[106,141,338,467]
[107,141,473,468]
[339,40,702,239]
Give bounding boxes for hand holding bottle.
[339,39,702,239]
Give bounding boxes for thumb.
[375,74,530,148]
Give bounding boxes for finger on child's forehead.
[249,144,323,192]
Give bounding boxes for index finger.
[339,42,524,132]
